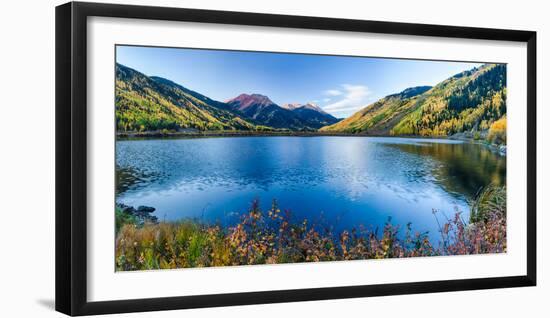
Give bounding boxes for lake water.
[116,136,506,244]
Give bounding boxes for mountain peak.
[282,102,328,115]
[228,93,275,106]
[281,103,301,110]
[300,102,328,114]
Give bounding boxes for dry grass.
[115,187,506,271]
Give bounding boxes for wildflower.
[115,188,506,271]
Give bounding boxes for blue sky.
[117,45,482,118]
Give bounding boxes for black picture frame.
[55,1,537,316]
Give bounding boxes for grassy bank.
[115,186,506,271]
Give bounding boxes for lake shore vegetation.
[115,185,506,271]
[116,128,505,147]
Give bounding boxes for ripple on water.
[116,136,506,245]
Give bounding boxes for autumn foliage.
[487,117,507,145]
[115,185,506,271]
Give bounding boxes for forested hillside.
[391,64,506,136]
[320,86,431,134]
[116,64,338,132]
[115,64,256,132]
[116,63,506,141]
[321,64,506,140]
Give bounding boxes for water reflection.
[115,136,506,244]
[389,141,506,198]
[115,166,161,195]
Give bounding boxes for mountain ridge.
[320,85,432,134]
[115,64,338,132]
[115,63,256,132]
[115,62,506,138]
[321,64,506,136]
[226,94,339,130]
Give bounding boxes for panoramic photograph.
[114,45,507,271]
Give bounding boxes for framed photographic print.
[55,1,536,316]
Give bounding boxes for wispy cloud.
[324,89,343,96]
[322,84,372,116]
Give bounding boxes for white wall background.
[0,0,547,316]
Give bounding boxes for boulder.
[137,205,156,213]
[117,203,136,214]
[116,203,158,224]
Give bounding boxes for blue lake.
[115,136,506,244]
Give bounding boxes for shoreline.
[117,130,348,139]
[117,130,462,140]
[116,130,506,153]
[115,187,506,271]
